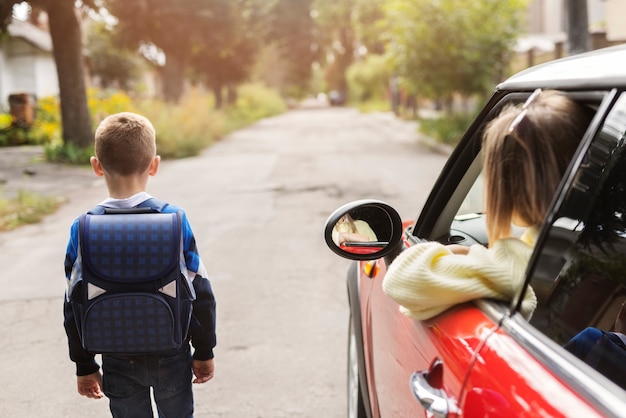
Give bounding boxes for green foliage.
[105,0,248,103]
[347,54,390,102]
[135,89,223,159]
[418,112,476,146]
[385,0,527,101]
[0,96,61,147]
[0,189,65,231]
[44,142,93,165]
[85,21,142,90]
[265,0,317,96]
[133,83,285,159]
[224,83,288,130]
[355,99,391,113]
[3,83,285,162]
[87,88,136,127]
[313,0,357,93]
[38,89,134,164]
[353,0,388,55]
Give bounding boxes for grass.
[0,189,65,231]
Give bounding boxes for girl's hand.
[447,244,470,255]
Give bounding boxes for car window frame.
[410,91,569,245]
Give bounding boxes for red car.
[324,44,626,418]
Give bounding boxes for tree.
[86,21,142,90]
[313,0,356,98]
[265,0,318,97]
[104,0,236,103]
[385,0,527,109]
[189,0,260,108]
[353,0,387,55]
[1,0,94,148]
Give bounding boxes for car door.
[362,92,519,417]
[364,89,626,417]
[365,267,503,416]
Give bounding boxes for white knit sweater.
[382,228,538,320]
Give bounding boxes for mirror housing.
[324,199,404,261]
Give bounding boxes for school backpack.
[69,198,195,354]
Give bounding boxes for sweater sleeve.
[175,209,217,360]
[382,237,537,320]
[63,299,100,376]
[189,275,217,360]
[63,220,100,376]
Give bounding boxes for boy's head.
[94,112,157,176]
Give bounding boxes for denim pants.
[102,347,194,418]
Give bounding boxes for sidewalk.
[0,145,97,199]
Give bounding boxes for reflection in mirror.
[332,205,391,255]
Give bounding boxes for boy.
[63,112,216,418]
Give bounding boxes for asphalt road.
[0,102,449,417]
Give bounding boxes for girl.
[382,90,594,320]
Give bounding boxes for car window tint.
[529,93,626,390]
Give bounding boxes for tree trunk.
[213,84,223,110]
[566,0,590,55]
[161,47,187,103]
[227,84,237,106]
[45,0,92,148]
[336,26,354,100]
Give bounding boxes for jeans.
[102,347,194,418]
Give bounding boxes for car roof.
[497,43,626,92]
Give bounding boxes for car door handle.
[410,359,458,418]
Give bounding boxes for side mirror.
[324,200,404,261]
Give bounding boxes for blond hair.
[482,90,593,243]
[94,112,156,176]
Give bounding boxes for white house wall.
[0,22,58,111]
[606,0,626,41]
[33,51,58,98]
[0,40,8,111]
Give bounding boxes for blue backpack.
[70,198,195,354]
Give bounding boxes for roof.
[498,44,626,92]
[7,18,52,52]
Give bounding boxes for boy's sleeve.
[190,276,217,360]
[180,212,217,360]
[63,300,100,375]
[63,220,100,376]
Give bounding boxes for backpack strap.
[137,197,169,212]
[86,197,169,215]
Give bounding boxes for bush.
[347,54,390,103]
[0,95,62,147]
[135,89,225,159]
[225,83,287,130]
[87,88,136,127]
[418,112,476,146]
[44,142,93,165]
[4,84,287,162]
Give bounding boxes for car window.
[457,172,484,216]
[528,92,626,390]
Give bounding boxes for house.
[505,0,626,72]
[0,18,58,112]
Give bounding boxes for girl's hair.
[94,112,156,176]
[482,90,594,243]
